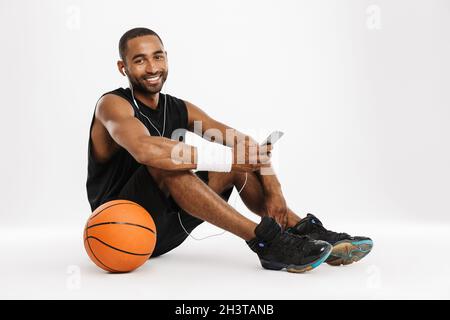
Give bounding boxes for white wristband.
[196,141,233,172]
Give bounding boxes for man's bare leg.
[208,171,302,228]
[146,166,257,241]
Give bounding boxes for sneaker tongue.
[254,216,281,242]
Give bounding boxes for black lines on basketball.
[85,236,152,256]
[87,222,156,235]
[84,200,157,272]
[89,201,143,221]
[84,228,120,273]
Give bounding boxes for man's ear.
[117,61,126,76]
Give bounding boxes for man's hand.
[231,136,272,172]
[265,193,288,229]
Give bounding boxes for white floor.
[1,220,449,300]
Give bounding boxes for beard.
[130,71,168,95]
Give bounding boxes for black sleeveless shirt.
[86,88,188,211]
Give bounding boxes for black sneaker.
[287,213,373,266]
[246,216,332,273]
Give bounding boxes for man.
[86,28,373,273]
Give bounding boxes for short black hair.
[119,27,164,62]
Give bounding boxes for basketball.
[83,200,157,273]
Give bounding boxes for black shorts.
[117,165,233,257]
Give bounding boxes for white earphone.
[122,66,167,137]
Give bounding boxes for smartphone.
[261,131,284,146]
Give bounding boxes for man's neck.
[134,91,159,110]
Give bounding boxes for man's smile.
[143,74,162,85]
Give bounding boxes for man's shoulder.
[96,89,134,120]
[101,87,129,100]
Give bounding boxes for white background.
[0,0,449,299]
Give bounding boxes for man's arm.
[185,100,282,192]
[185,100,247,147]
[185,100,289,227]
[96,94,196,171]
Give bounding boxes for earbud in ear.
[122,67,127,76]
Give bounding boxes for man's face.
[124,35,168,94]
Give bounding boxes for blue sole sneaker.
[326,239,373,266]
[260,242,332,273]
[247,217,333,273]
[287,213,374,266]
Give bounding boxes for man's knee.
[207,171,237,193]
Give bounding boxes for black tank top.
[86,87,188,211]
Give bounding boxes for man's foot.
[246,216,332,273]
[286,214,373,266]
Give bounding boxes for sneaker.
[287,213,373,266]
[246,216,332,273]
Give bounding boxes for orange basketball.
[83,200,157,273]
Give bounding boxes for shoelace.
[278,232,310,251]
[311,223,349,241]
